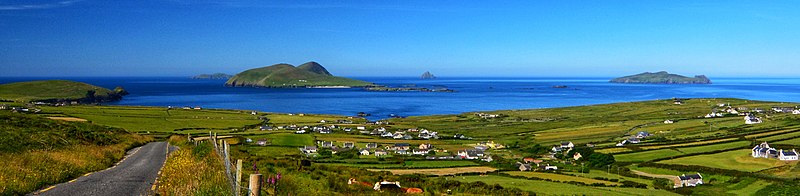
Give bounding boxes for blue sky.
[1,0,799,77]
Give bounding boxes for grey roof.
[783,151,798,156]
[679,174,702,180]
[395,143,410,147]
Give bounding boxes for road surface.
[33,142,174,196]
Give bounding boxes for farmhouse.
[677,173,703,187]
[412,149,430,155]
[381,132,394,138]
[664,120,674,124]
[343,142,355,148]
[539,164,558,171]
[752,142,778,159]
[391,143,411,151]
[779,149,798,161]
[366,143,378,149]
[457,149,485,159]
[374,149,388,157]
[673,100,683,105]
[745,114,762,124]
[360,149,370,156]
[560,141,574,149]
[635,131,651,138]
[519,163,533,171]
[573,152,583,160]
[794,109,800,115]
[300,146,318,154]
[627,137,641,144]
[256,139,269,146]
[357,126,366,130]
[320,141,334,148]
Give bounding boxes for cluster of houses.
[751,142,798,161]
[516,157,558,172]
[704,104,800,125]
[1,105,40,113]
[474,113,502,119]
[296,141,440,157]
[169,106,203,110]
[360,127,440,140]
[616,131,650,146]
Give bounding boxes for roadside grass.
[615,141,750,162]
[41,106,261,132]
[658,149,793,172]
[504,171,621,186]
[454,175,678,196]
[157,136,230,195]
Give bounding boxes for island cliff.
[610,71,711,84]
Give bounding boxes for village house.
[320,141,335,148]
[412,149,430,155]
[357,126,366,130]
[794,109,800,115]
[381,132,394,138]
[259,126,272,131]
[402,135,413,140]
[391,143,411,151]
[752,142,778,159]
[193,106,202,110]
[457,149,484,159]
[560,141,574,149]
[395,150,410,155]
[245,138,253,143]
[374,149,388,157]
[627,137,641,144]
[366,143,378,149]
[393,133,405,139]
[779,149,798,161]
[300,146,318,154]
[540,164,558,171]
[635,131,651,139]
[616,140,628,147]
[573,152,583,160]
[772,107,795,113]
[519,163,533,171]
[343,142,355,149]
[745,114,762,124]
[664,120,674,124]
[360,149,370,156]
[295,130,306,134]
[677,173,703,187]
[419,143,433,150]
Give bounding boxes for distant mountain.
[192,73,233,79]
[611,71,711,84]
[225,62,374,88]
[0,80,127,103]
[421,71,436,79]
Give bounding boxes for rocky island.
[192,73,233,79]
[225,62,374,88]
[0,80,128,103]
[610,71,711,84]
[421,71,436,79]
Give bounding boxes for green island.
[611,71,712,84]
[0,80,128,103]
[4,98,800,195]
[225,62,374,88]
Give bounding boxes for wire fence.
[209,132,251,196]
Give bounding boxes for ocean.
[2,77,800,120]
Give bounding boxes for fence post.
[236,159,243,196]
[249,174,262,196]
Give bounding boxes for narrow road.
[33,142,174,196]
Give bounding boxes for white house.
[677,173,703,188]
[793,110,800,115]
[664,120,674,124]
[560,141,574,149]
[412,149,430,155]
[779,149,798,161]
[745,115,762,124]
[360,149,370,156]
[357,126,366,130]
[752,142,777,159]
[374,149,388,157]
[300,146,318,154]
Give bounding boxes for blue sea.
[2,77,800,120]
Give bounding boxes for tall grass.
[157,136,230,195]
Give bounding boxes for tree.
[587,153,615,168]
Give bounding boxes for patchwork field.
[369,166,497,176]
[658,149,795,172]
[455,175,679,196]
[504,171,621,186]
[615,141,751,162]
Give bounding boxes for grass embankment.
[157,136,230,195]
[0,111,151,195]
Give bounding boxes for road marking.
[83,172,92,177]
[69,179,77,183]
[37,186,56,194]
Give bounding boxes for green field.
[564,170,653,186]
[615,141,751,162]
[260,133,314,146]
[455,175,678,196]
[0,80,122,102]
[322,160,479,169]
[41,106,262,132]
[658,149,794,172]
[776,137,800,145]
[504,171,621,185]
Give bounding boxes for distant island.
[0,80,128,103]
[421,71,436,79]
[610,71,711,84]
[225,62,374,88]
[192,73,233,79]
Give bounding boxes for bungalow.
[381,132,394,138]
[256,139,269,146]
[627,137,641,144]
[395,150,410,155]
[366,143,378,149]
[320,141,334,148]
[794,109,800,115]
[419,143,433,150]
[245,138,253,143]
[551,146,564,153]
[374,149,388,157]
[673,100,683,105]
[458,149,484,159]
[344,128,352,132]
[540,164,558,171]
[745,114,762,124]
[343,142,355,148]
[295,130,306,134]
[392,143,411,151]
[300,146,318,154]
[677,173,703,187]
[359,149,370,156]
[635,131,651,139]
[259,126,272,131]
[664,120,674,124]
[779,149,798,161]
[772,107,795,113]
[193,106,202,110]
[573,152,583,160]
[356,126,366,130]
[393,133,404,139]
[250,111,257,115]
[519,163,533,171]
[560,141,574,149]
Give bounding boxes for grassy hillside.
[611,71,711,84]
[225,62,373,87]
[0,111,150,195]
[0,80,126,102]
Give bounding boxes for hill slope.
[0,80,127,103]
[610,71,711,84]
[225,62,373,87]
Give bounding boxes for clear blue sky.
[1,0,799,77]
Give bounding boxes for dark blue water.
[2,77,800,120]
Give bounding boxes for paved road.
[33,142,174,196]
